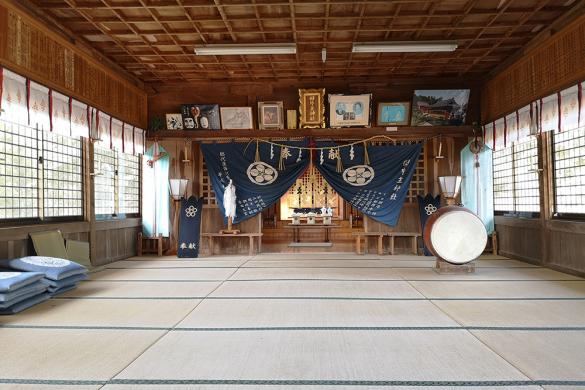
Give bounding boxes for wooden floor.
[0,253,584,389]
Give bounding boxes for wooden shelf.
[147,126,473,141]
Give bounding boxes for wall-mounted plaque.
[299,88,325,128]
[286,110,297,129]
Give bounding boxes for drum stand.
[435,258,476,274]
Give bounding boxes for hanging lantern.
[438,176,462,205]
[169,178,189,201]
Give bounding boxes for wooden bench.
[201,233,263,256]
[137,233,165,256]
[387,232,420,255]
[353,232,385,255]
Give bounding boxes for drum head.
[429,209,487,264]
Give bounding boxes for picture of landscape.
[411,89,470,126]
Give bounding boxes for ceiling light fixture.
[194,43,296,56]
[352,41,458,53]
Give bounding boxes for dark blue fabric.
[178,196,204,258]
[201,141,309,224]
[315,142,422,227]
[417,194,441,256]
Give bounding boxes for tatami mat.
[115,329,529,382]
[434,300,585,327]
[59,281,221,298]
[0,298,201,328]
[209,280,424,299]
[229,266,402,280]
[0,328,165,380]
[411,280,585,299]
[91,268,236,281]
[178,299,459,328]
[396,267,581,281]
[106,259,247,269]
[101,386,543,390]
[471,330,585,380]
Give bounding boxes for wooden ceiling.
[30,0,579,84]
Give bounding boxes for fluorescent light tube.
[352,41,458,53]
[194,44,296,56]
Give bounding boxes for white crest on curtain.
[123,124,134,154]
[517,105,532,142]
[505,112,518,145]
[97,111,111,149]
[540,93,559,133]
[484,122,494,150]
[559,85,579,133]
[134,127,145,155]
[71,99,89,139]
[1,69,28,125]
[111,118,124,151]
[494,117,506,151]
[29,81,50,131]
[51,91,71,136]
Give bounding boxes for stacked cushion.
[0,256,88,296]
[0,270,49,314]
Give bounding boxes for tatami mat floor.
[0,253,584,389]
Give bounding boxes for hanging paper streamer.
[201,140,309,224]
[177,196,204,258]
[417,194,441,256]
[315,142,422,226]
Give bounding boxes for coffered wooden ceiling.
[30,0,580,84]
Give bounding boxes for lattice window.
[118,153,141,215]
[492,138,540,214]
[199,153,217,206]
[553,126,585,216]
[0,120,39,220]
[94,146,116,216]
[41,131,83,218]
[407,143,426,202]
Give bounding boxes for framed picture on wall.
[165,113,184,130]
[377,102,410,126]
[328,94,371,128]
[411,89,470,126]
[258,101,284,130]
[299,88,325,128]
[181,104,221,130]
[220,107,253,129]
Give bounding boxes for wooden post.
[377,235,383,255]
[355,235,361,254]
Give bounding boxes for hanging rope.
[363,141,370,165]
[254,140,260,162]
[336,151,343,173]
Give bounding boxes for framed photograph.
[411,89,470,126]
[328,94,371,128]
[377,102,410,126]
[181,104,221,130]
[220,107,253,129]
[299,88,325,128]
[165,113,183,130]
[258,101,284,130]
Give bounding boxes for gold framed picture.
[258,101,284,130]
[377,102,411,126]
[328,94,371,128]
[299,88,325,128]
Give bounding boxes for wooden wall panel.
[0,3,148,128]
[482,13,585,123]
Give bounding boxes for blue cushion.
[49,284,78,296]
[0,270,45,292]
[42,273,87,292]
[0,287,48,309]
[0,292,50,315]
[0,256,87,281]
[0,280,47,303]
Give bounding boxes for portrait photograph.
[258,101,284,129]
[328,94,371,127]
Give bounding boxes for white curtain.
[134,127,145,155]
[29,81,50,131]
[96,111,111,149]
[1,69,28,125]
[505,112,518,145]
[494,117,506,151]
[484,122,494,150]
[51,91,71,136]
[517,105,532,143]
[559,84,580,132]
[111,118,124,151]
[123,124,134,154]
[540,93,559,133]
[71,99,89,139]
